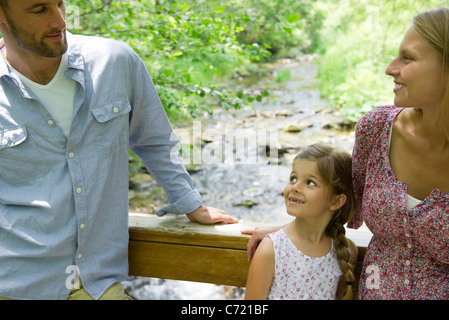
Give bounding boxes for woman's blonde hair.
[294,144,355,300]
[413,7,449,139]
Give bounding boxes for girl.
[244,144,358,300]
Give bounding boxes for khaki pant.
[68,282,133,300]
[0,282,133,300]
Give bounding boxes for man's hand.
[186,206,238,225]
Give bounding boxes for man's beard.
[6,15,67,58]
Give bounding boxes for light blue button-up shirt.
[0,32,202,300]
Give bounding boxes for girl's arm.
[244,237,275,300]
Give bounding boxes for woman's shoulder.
[355,105,402,139]
[357,105,401,126]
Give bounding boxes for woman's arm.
[244,237,275,300]
[242,225,282,261]
[349,106,398,229]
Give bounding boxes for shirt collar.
[66,31,84,72]
[0,39,10,80]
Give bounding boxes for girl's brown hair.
[295,143,355,300]
[413,8,449,140]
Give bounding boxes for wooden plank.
[129,213,270,249]
[128,213,262,286]
[128,240,250,287]
[128,213,367,289]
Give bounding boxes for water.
[124,54,372,299]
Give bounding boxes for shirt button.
[403,217,407,223]
[76,188,82,194]
[407,243,412,249]
[404,279,409,285]
[405,260,410,266]
[113,107,119,113]
[48,120,54,126]
[77,253,82,259]
[69,152,75,158]
[80,223,85,230]
[405,233,411,237]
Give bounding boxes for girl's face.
[385,26,448,111]
[284,159,341,221]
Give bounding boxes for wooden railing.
[128,213,366,291]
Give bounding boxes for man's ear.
[329,194,347,211]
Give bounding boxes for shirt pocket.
[90,98,132,155]
[0,126,49,185]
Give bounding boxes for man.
[0,0,237,300]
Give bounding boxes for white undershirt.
[388,124,422,210]
[6,52,75,137]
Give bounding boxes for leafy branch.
[68,0,303,119]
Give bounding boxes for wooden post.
[128,213,366,289]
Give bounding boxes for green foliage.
[234,0,322,56]
[312,0,444,123]
[67,0,306,121]
[7,0,439,123]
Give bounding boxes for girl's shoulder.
[253,235,275,261]
[267,228,286,240]
[267,228,292,248]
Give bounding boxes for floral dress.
[348,105,449,299]
[267,229,342,300]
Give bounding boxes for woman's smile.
[393,81,406,93]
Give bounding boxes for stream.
[123,54,373,300]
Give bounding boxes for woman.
[245,8,449,299]
[349,7,449,299]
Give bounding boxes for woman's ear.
[330,194,347,211]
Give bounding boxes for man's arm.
[127,49,236,225]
